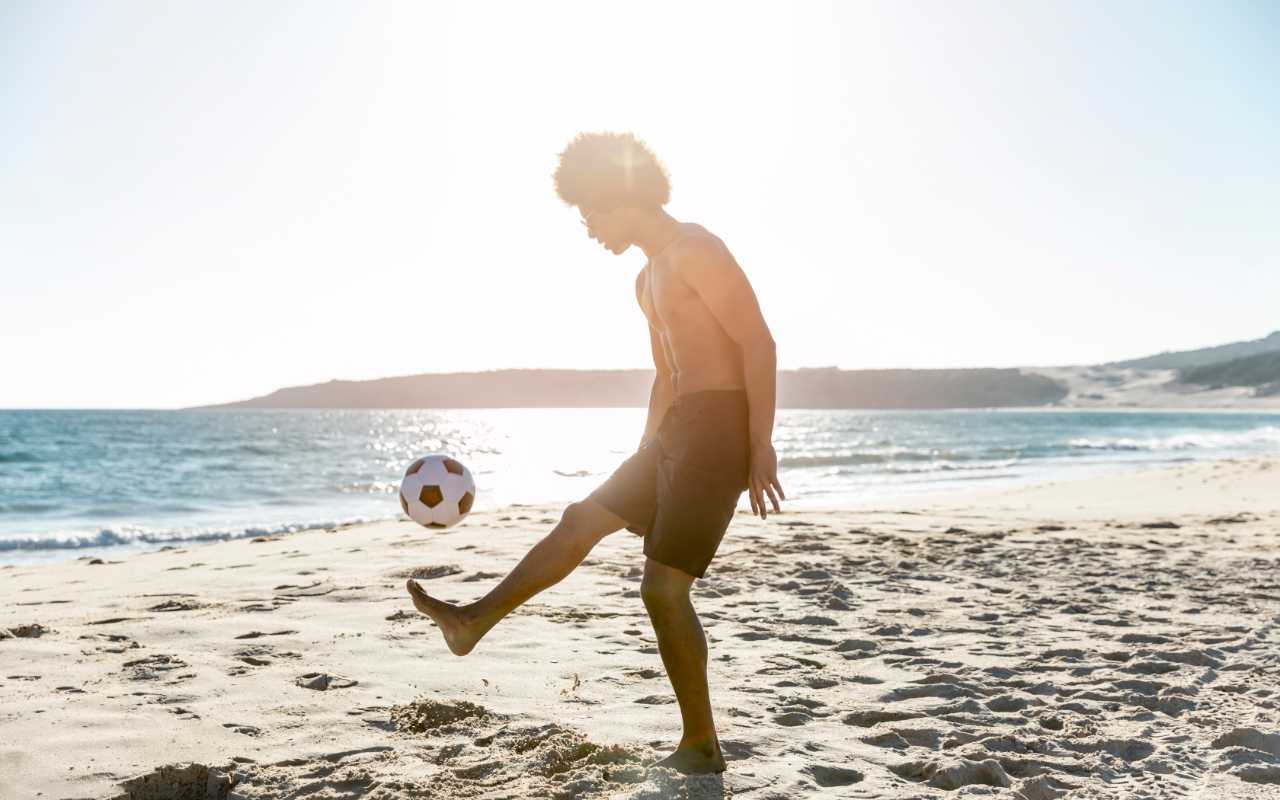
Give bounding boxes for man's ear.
[624,206,652,232]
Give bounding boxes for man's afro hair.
[553,132,671,212]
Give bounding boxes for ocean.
[2,408,1278,566]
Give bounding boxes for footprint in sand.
[273,580,336,598]
[835,638,877,657]
[804,764,863,786]
[122,654,190,682]
[167,705,200,721]
[1,623,51,639]
[294,672,358,690]
[239,600,286,612]
[791,615,839,627]
[147,599,205,612]
[719,740,761,761]
[1061,737,1155,763]
[770,696,832,727]
[1211,727,1280,758]
[234,644,302,667]
[389,564,463,580]
[78,632,140,654]
[891,757,1012,790]
[234,629,298,640]
[633,694,675,705]
[860,732,911,747]
[842,708,924,727]
[886,682,975,701]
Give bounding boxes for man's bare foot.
[649,740,726,775]
[405,579,481,656]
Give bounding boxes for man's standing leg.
[641,557,727,774]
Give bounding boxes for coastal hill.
[1106,329,1280,370]
[199,330,1280,410]
[200,367,1067,410]
[1180,350,1280,397]
[1023,329,1280,409]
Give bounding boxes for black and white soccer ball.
[398,455,476,529]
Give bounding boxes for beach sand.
[2,456,1278,799]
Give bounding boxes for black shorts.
[587,389,750,579]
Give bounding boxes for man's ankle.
[678,734,720,754]
[459,603,484,631]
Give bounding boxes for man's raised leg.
[640,557,727,774]
[405,499,628,655]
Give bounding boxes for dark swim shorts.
[587,389,750,579]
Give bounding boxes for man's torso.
[638,223,746,396]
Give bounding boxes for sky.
[2,1,1278,408]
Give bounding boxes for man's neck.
[633,210,684,261]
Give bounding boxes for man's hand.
[748,442,784,519]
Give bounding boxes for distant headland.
[197,331,1280,411]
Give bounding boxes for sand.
[2,456,1278,799]
[1023,365,1280,409]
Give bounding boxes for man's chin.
[609,243,630,255]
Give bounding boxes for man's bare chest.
[638,262,700,330]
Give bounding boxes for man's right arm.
[639,325,675,449]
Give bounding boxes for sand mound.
[390,696,489,732]
[110,762,239,799]
[115,703,659,799]
[383,697,653,797]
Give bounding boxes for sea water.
[1,408,1278,566]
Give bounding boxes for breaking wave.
[0,515,389,552]
[782,450,971,468]
[1067,426,1280,452]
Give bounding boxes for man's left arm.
[675,237,784,519]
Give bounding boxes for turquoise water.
[1,408,1278,566]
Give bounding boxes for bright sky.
[3,1,1277,408]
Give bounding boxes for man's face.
[579,205,631,255]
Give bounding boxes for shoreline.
[3,455,1279,797]
[7,403,1280,412]
[4,450,1278,569]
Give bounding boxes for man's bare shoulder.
[667,224,730,271]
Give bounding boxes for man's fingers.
[748,483,759,517]
[764,483,781,513]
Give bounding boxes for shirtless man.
[406,131,784,775]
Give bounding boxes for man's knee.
[556,501,614,547]
[641,559,692,609]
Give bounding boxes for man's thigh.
[573,497,639,540]
[584,442,661,537]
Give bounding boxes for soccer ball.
[398,455,476,529]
